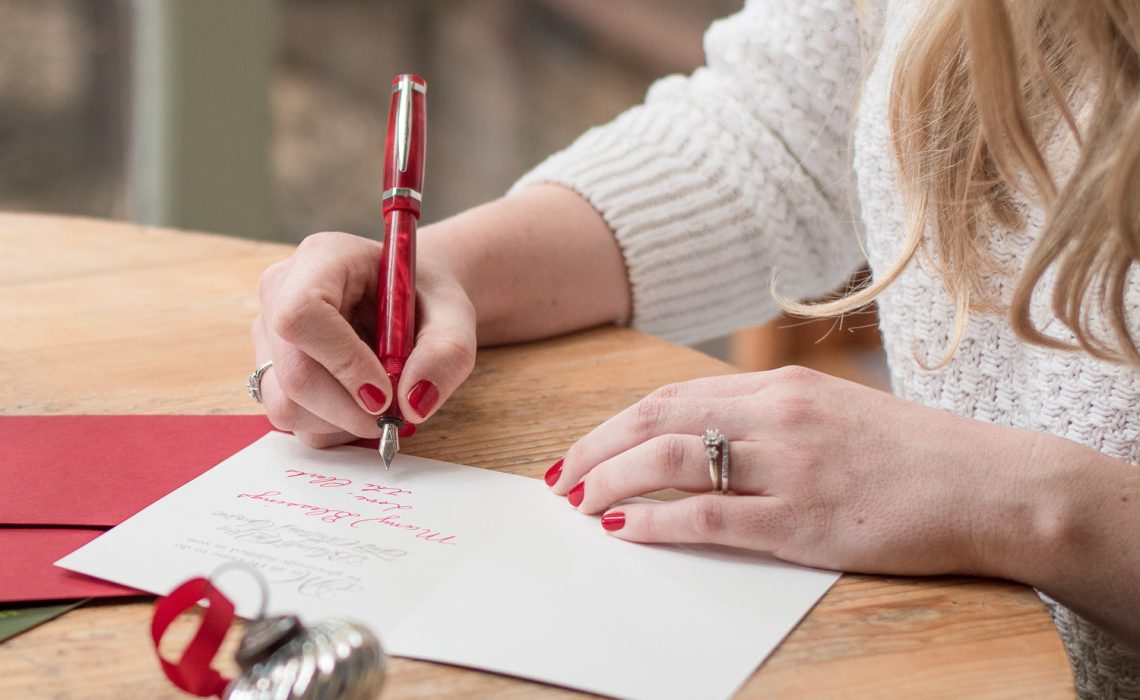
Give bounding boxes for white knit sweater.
[513,0,1140,696]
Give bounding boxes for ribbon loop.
[150,577,235,698]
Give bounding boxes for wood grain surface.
[0,213,1074,698]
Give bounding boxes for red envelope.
[1,415,273,602]
[0,529,143,601]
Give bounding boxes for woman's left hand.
[546,366,1050,577]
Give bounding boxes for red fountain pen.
[376,74,426,469]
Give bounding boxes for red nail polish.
[398,422,416,438]
[544,459,563,487]
[568,482,585,507]
[408,380,440,417]
[358,383,387,414]
[601,512,625,531]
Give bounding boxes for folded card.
[58,432,838,700]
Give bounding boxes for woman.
[252,1,1140,694]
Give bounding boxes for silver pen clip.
[395,75,413,174]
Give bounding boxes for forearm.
[993,435,1140,649]
[418,184,630,345]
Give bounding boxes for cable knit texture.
[513,0,866,345]
[513,0,1140,695]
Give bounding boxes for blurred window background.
[0,0,885,384]
[0,1,130,220]
[0,0,735,240]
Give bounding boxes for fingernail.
[567,482,585,507]
[601,512,625,531]
[398,422,416,438]
[408,380,440,417]
[358,383,388,414]
[544,459,563,487]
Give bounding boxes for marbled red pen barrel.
[376,74,426,467]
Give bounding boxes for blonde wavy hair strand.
[781,0,1140,368]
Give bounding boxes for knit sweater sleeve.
[509,0,867,344]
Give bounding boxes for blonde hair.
[784,0,1140,367]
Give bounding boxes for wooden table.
[0,213,1074,698]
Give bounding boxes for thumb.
[397,290,477,423]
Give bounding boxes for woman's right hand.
[252,230,477,448]
[252,184,629,448]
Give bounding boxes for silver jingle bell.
[224,615,386,700]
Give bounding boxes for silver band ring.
[720,437,731,494]
[702,428,731,494]
[247,361,273,404]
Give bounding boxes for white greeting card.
[58,431,837,699]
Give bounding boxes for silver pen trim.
[381,187,422,201]
[394,75,413,173]
[389,80,426,95]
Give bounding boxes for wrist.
[419,185,630,345]
[982,432,1100,588]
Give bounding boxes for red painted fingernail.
[358,383,388,414]
[544,459,563,487]
[398,422,416,438]
[408,380,440,417]
[601,512,625,531]
[567,482,585,507]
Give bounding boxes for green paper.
[0,600,88,643]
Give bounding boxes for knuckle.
[770,364,821,387]
[319,344,360,382]
[652,434,689,477]
[633,398,668,438]
[562,442,584,472]
[648,382,682,401]
[687,498,725,540]
[273,293,327,345]
[769,392,819,429]
[257,261,288,301]
[272,353,317,397]
[264,393,302,431]
[296,230,343,253]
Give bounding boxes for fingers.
[272,292,393,416]
[395,266,477,423]
[550,395,757,495]
[254,230,482,444]
[544,368,836,552]
[550,367,830,494]
[268,233,393,417]
[253,315,381,440]
[269,333,384,438]
[258,371,358,448]
[570,435,769,514]
[598,495,792,551]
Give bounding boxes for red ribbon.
[150,577,235,697]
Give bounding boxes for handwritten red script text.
[234,469,456,545]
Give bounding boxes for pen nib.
[378,420,400,470]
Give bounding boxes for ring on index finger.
[702,428,731,494]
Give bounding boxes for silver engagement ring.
[247,360,274,404]
[702,428,731,494]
